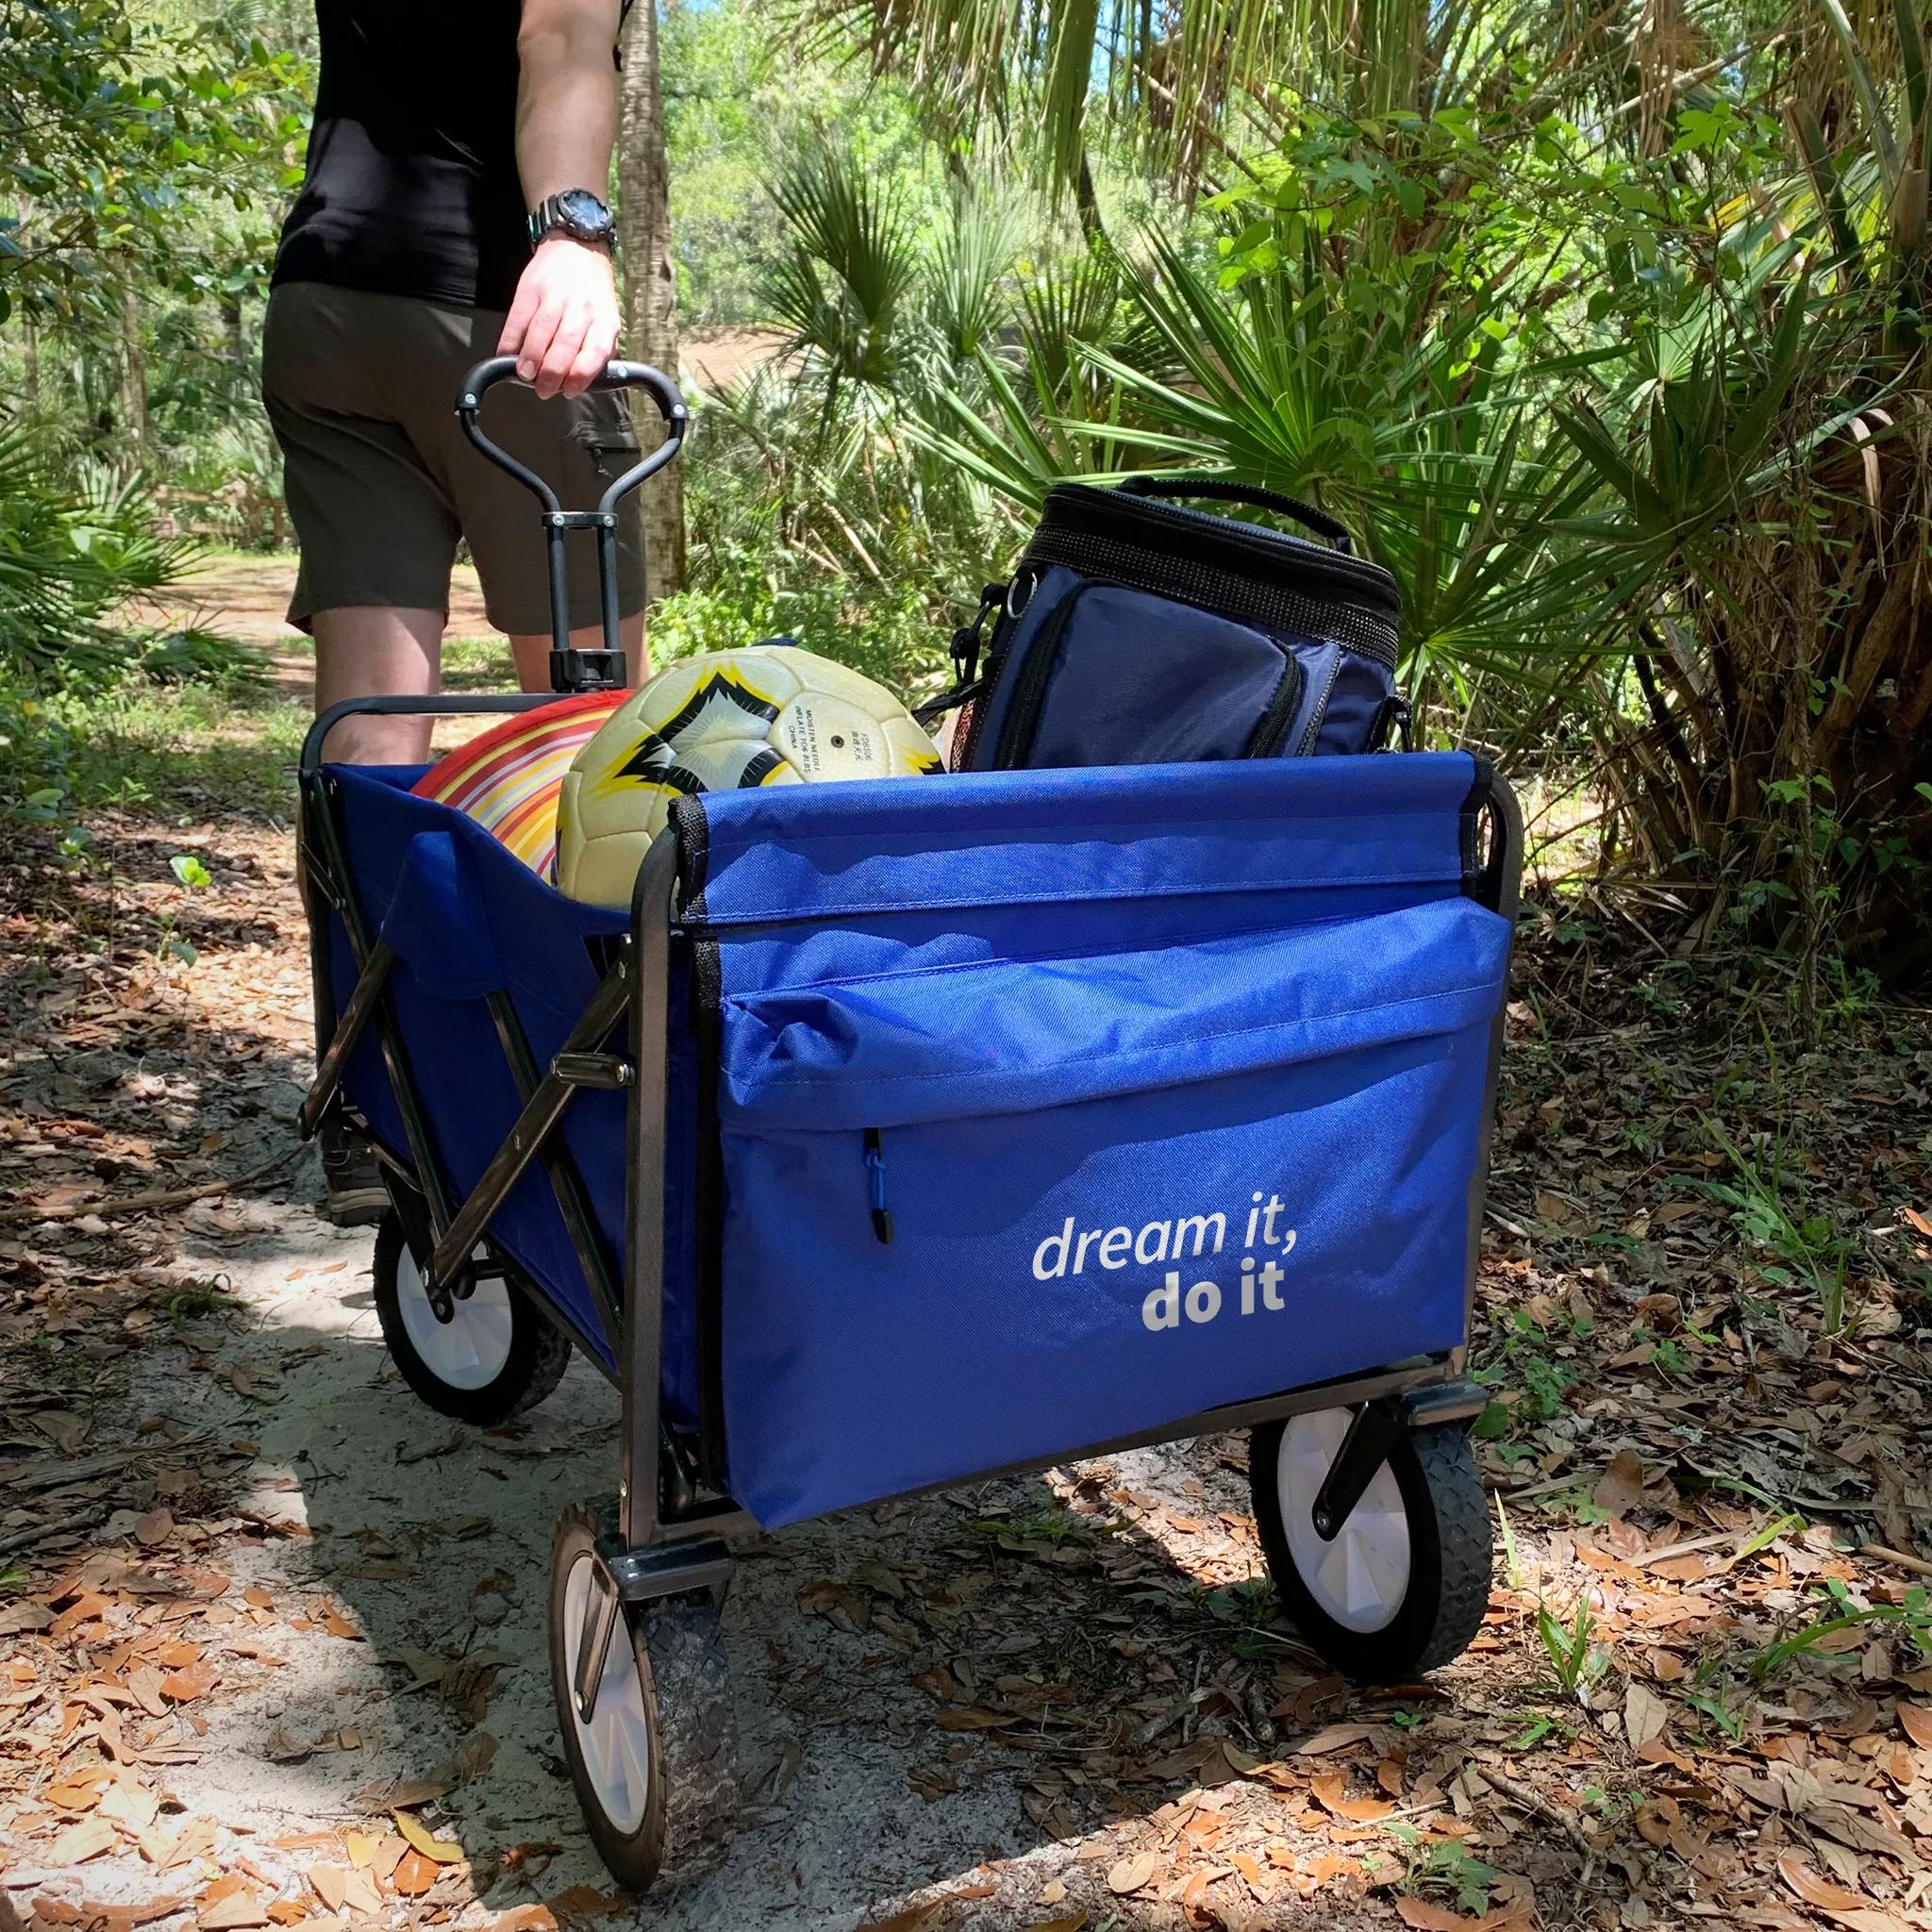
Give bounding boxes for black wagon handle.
[1116,474,1353,556]
[454,358,690,693]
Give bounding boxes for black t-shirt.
[273,1,531,313]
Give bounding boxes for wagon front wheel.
[548,1504,737,1892]
[372,1209,570,1425]
[1251,1407,1491,1683]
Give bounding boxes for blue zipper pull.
[863,1127,893,1244]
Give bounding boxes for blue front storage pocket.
[711,895,1510,1528]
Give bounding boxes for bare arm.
[498,0,624,398]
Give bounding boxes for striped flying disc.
[410,691,628,879]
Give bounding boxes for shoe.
[320,1127,389,1227]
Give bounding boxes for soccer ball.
[555,642,944,907]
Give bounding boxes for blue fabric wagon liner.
[311,749,1513,1529]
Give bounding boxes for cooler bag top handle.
[1116,474,1354,556]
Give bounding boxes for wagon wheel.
[548,1503,738,1891]
[1251,1406,1491,1682]
[371,1208,571,1425]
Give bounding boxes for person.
[269,0,647,1220]
[265,0,647,773]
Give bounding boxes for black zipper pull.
[1374,693,1414,752]
[949,581,1008,687]
[863,1127,893,1244]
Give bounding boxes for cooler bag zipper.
[992,581,1082,768]
[1294,652,1345,756]
[1248,654,1309,757]
[940,582,1014,771]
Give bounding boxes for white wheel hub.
[561,1553,652,1835]
[1277,1407,1412,1633]
[394,1242,513,1391]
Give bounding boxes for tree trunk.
[1075,151,1107,245]
[618,0,685,603]
[119,279,151,475]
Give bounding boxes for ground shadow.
[6,1175,1541,1932]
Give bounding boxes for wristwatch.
[528,189,615,250]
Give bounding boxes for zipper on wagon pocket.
[863,1127,893,1244]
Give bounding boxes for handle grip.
[1116,473,1352,555]
[455,357,688,516]
[453,358,690,695]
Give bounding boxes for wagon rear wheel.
[372,1208,570,1425]
[547,1504,737,1891]
[1251,1407,1491,1682]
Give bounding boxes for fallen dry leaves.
[4,597,1932,1932]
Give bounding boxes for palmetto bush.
[800,0,1932,972]
[0,429,185,684]
[678,138,1115,691]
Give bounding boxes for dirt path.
[129,557,498,707]
[4,555,1932,1932]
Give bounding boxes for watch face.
[557,189,613,240]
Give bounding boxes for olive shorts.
[262,281,646,636]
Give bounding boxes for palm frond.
[928,187,1025,365]
[762,133,922,405]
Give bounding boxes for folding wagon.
[295,360,1523,1890]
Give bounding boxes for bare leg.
[313,607,445,763]
[507,611,648,693]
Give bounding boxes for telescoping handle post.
[456,358,688,694]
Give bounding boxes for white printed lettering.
[1174,1212,1225,1258]
[1032,1217,1074,1280]
[1142,1274,1181,1331]
[1258,1258,1286,1309]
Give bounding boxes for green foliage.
[1386,1826,1499,1915]
[766,136,924,405]
[663,0,950,331]
[0,0,306,324]
[0,429,186,680]
[1704,1116,1856,1333]
[664,360,964,694]
[139,625,270,691]
[1536,1596,1608,1702]
[1748,1579,1932,1681]
[808,0,1932,964]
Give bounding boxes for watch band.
[528,192,614,249]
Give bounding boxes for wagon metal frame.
[298,695,1521,1611]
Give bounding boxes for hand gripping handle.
[452,359,690,693]
[455,358,688,517]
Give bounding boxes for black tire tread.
[641,1593,738,1873]
[547,1500,737,1892]
[505,1295,574,1418]
[1250,1412,1492,1684]
[1406,1423,1492,1674]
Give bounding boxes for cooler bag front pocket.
[708,895,1511,1528]
[993,583,1308,768]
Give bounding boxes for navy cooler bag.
[947,475,1408,771]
